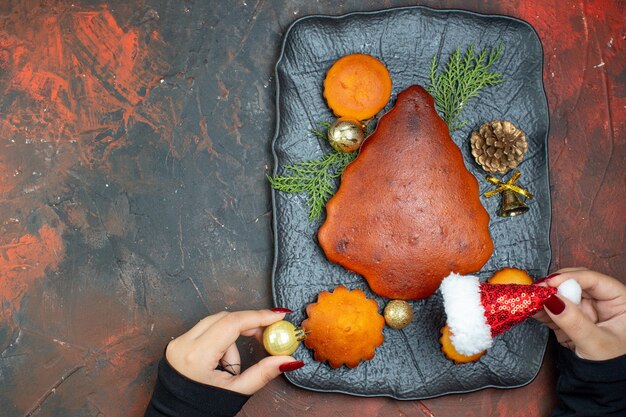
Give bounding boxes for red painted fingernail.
[544,294,565,315]
[279,360,304,373]
[535,273,560,285]
[271,307,292,313]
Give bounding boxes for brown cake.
[318,85,493,300]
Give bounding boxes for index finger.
[197,309,286,352]
[548,270,626,301]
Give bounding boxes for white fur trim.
[440,273,493,356]
[557,279,582,305]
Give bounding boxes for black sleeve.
[144,356,251,417]
[551,345,626,417]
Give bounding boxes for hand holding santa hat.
[440,273,582,356]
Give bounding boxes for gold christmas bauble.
[383,300,414,329]
[262,320,307,356]
[327,117,365,153]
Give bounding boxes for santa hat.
[440,273,582,356]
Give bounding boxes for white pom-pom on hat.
[556,279,582,304]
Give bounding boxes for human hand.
[165,309,304,395]
[534,268,626,360]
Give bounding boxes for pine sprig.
[427,44,504,131]
[268,148,356,221]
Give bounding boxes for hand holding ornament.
[165,309,304,396]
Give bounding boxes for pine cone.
[470,120,528,174]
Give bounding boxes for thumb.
[228,356,303,395]
[544,294,608,359]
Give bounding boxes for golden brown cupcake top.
[302,286,385,368]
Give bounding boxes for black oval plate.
[270,6,551,399]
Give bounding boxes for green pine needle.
[427,43,504,131]
[268,148,356,221]
[310,121,331,140]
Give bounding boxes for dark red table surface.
[0,1,623,416]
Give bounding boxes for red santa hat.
[440,273,582,356]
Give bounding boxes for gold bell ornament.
[484,170,533,217]
[262,320,308,356]
[499,189,529,217]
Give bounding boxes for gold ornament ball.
[263,320,307,356]
[384,300,414,329]
[327,117,365,153]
